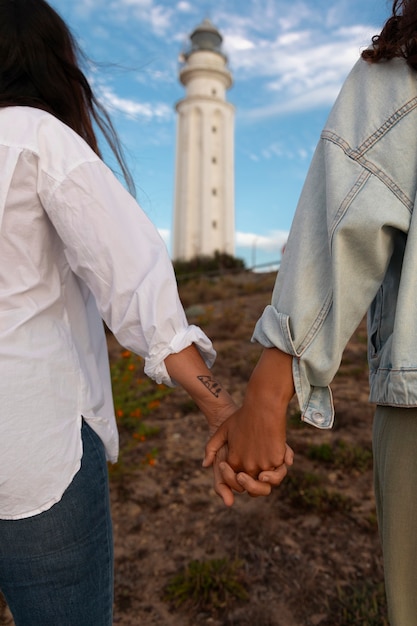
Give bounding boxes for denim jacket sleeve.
[252,99,412,428]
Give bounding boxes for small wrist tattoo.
[197,375,222,398]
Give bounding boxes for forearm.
[164,344,236,432]
[244,347,295,423]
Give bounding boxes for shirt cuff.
[143,325,217,387]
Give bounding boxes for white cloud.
[147,5,173,35]
[227,25,370,81]
[134,68,176,85]
[225,34,255,52]
[69,0,99,18]
[115,0,174,36]
[155,228,288,256]
[236,230,288,252]
[177,1,193,12]
[62,0,376,124]
[227,23,372,120]
[207,1,377,121]
[243,84,341,121]
[245,141,313,163]
[115,0,152,7]
[277,2,317,32]
[98,84,172,121]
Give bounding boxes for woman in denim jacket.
[206,1,417,623]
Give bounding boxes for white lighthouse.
[172,18,235,261]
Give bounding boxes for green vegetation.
[164,558,248,611]
[173,251,245,281]
[307,440,373,473]
[282,470,353,514]
[109,349,173,472]
[326,581,389,626]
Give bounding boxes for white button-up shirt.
[0,106,215,519]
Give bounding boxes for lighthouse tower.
[172,19,235,261]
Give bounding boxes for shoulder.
[346,55,415,87]
[325,57,417,142]
[335,56,417,106]
[0,106,100,180]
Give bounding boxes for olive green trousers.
[373,405,417,626]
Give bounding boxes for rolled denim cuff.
[253,305,334,429]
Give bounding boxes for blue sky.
[48,0,390,267]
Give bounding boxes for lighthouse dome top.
[187,18,226,58]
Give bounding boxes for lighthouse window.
[212,220,218,229]
[212,126,217,133]
[212,88,217,96]
[212,156,217,164]
[212,188,217,196]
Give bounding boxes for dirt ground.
[0,273,387,626]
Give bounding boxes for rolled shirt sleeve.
[41,156,215,387]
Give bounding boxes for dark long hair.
[362,0,417,70]
[0,0,134,193]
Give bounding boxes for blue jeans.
[0,420,113,626]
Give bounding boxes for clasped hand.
[203,403,294,507]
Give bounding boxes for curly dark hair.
[0,0,134,193]
[362,0,417,69]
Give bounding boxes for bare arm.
[164,344,242,506]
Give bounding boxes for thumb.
[202,423,228,468]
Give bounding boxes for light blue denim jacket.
[253,57,417,429]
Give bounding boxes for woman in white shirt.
[0,0,274,623]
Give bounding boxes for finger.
[212,458,236,506]
[203,424,228,468]
[235,472,272,497]
[219,461,245,493]
[258,464,288,485]
[284,444,295,466]
[214,480,235,507]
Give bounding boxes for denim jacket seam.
[322,132,414,214]
[323,96,417,155]
[371,366,417,372]
[296,289,333,354]
[329,169,371,239]
[358,97,417,153]
[278,313,301,357]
